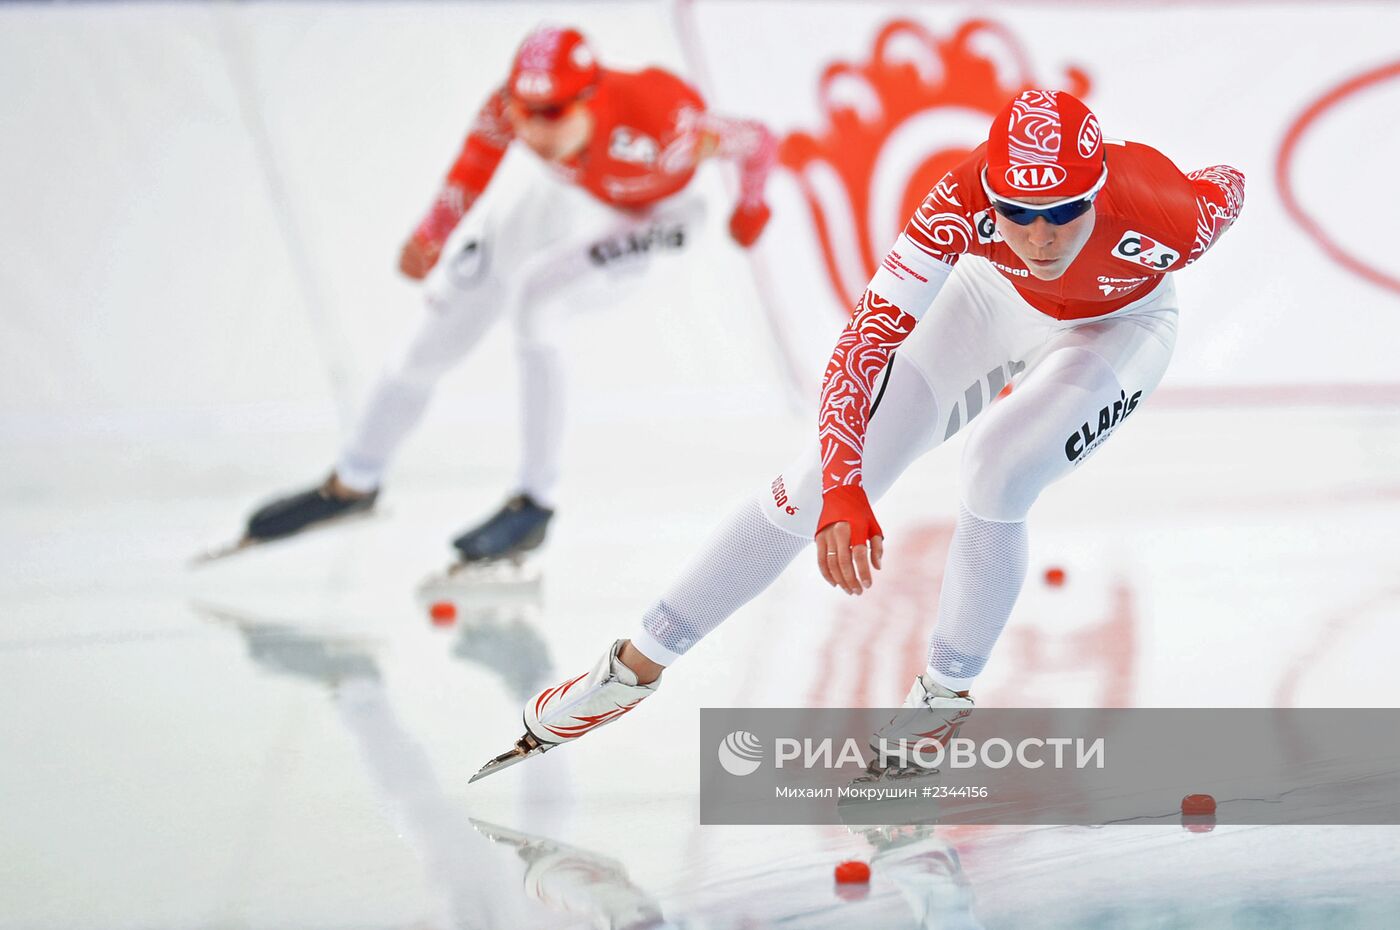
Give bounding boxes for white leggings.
[334,156,704,506]
[633,257,1178,691]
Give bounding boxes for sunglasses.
[510,92,589,123]
[523,102,571,121]
[980,165,1108,226]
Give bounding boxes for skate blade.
[189,509,381,568]
[469,734,549,784]
[418,560,543,604]
[189,536,258,566]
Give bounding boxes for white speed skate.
[470,639,660,783]
[836,675,973,823]
[864,673,974,779]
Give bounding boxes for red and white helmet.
[985,90,1105,200]
[508,26,600,108]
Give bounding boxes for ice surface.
[3,400,1399,928]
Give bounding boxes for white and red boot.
[865,673,974,778]
[471,639,661,783]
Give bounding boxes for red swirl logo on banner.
[1277,60,1400,299]
[779,19,1092,312]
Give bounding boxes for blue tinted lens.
[992,196,1095,227]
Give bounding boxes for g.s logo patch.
[1112,231,1179,270]
[608,127,659,166]
[974,209,1003,245]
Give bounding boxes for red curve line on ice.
[1276,59,1400,299]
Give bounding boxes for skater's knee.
[397,284,511,377]
[958,425,1043,521]
[513,322,561,362]
[390,325,476,386]
[958,350,1124,522]
[512,285,572,351]
[386,347,455,389]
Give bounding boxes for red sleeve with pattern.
[1184,165,1246,265]
[818,289,919,493]
[814,172,972,542]
[694,112,777,207]
[819,173,972,488]
[412,88,515,248]
[902,174,979,267]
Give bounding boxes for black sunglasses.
[980,166,1108,226]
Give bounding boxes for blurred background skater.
[473,90,1244,781]
[217,25,776,571]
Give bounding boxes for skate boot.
[865,673,974,779]
[470,639,660,783]
[451,493,554,564]
[246,474,378,542]
[193,475,378,564]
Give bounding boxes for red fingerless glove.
[817,485,884,547]
[728,201,771,247]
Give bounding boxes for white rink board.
[679,0,1400,394]
[7,2,1400,442]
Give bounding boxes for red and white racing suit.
[631,138,1243,693]
[334,67,775,504]
[810,140,1246,541]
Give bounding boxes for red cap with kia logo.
[508,27,600,108]
[986,90,1104,200]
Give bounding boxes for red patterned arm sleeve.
[818,289,919,489]
[1184,165,1246,265]
[412,88,515,248]
[815,175,971,542]
[694,112,777,207]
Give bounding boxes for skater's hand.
[728,201,771,247]
[815,486,884,595]
[399,235,443,280]
[816,522,884,595]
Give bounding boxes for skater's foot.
[245,473,378,541]
[524,639,659,745]
[617,640,664,685]
[451,493,554,563]
[866,673,974,777]
[471,640,659,782]
[324,472,373,501]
